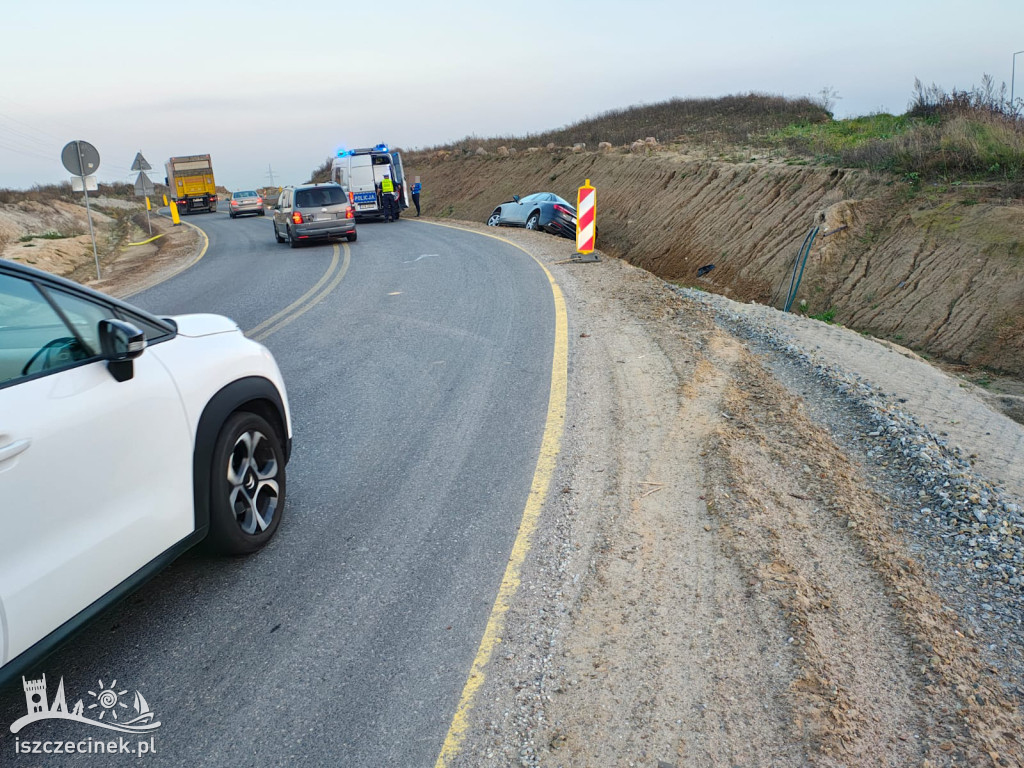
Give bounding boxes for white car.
[0,259,292,686]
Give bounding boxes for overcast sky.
[1,0,1022,191]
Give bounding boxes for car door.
[0,272,194,666]
[510,193,538,225]
[274,189,291,232]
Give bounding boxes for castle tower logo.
[10,675,161,735]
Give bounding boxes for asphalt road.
[0,208,557,766]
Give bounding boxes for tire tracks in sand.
[540,260,1024,766]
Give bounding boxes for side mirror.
[513,195,520,203]
[99,319,146,382]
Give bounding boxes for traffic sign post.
[130,152,152,172]
[61,140,102,279]
[574,179,598,262]
[132,153,155,235]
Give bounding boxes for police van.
[331,144,409,221]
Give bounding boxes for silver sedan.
[229,190,265,218]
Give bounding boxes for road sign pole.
[77,140,102,280]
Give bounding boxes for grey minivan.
[273,183,357,248]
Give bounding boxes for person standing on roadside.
[411,177,422,216]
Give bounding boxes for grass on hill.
[428,92,832,154]
[0,181,143,206]
[305,79,1023,191]
[765,78,1024,185]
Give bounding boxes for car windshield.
[233,191,257,198]
[295,187,347,207]
[551,195,571,207]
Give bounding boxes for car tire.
[526,212,540,231]
[258,209,265,217]
[487,211,501,227]
[274,223,285,243]
[229,212,236,219]
[288,227,300,248]
[206,411,286,555]
[347,231,357,242]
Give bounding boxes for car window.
[295,187,346,207]
[234,191,257,198]
[45,286,116,356]
[0,274,94,386]
[551,195,571,207]
[521,194,541,203]
[115,308,175,342]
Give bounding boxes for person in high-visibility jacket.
[380,173,395,222]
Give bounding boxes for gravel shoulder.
[439,221,1024,768]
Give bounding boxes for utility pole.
[266,164,276,187]
[1013,50,1024,115]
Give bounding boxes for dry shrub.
[0,182,136,206]
[844,112,1024,178]
[418,93,831,156]
[309,157,333,183]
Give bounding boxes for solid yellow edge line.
[173,217,209,274]
[247,244,341,337]
[122,212,209,299]
[251,243,350,342]
[126,233,165,246]
[425,221,569,767]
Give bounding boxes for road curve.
[0,209,561,767]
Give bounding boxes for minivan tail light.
[346,205,354,219]
[292,211,304,224]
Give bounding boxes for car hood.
[168,313,241,337]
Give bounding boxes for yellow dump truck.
[165,154,217,214]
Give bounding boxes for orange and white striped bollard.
[575,179,598,261]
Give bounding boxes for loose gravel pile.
[673,285,1024,694]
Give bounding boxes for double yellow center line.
[247,243,351,342]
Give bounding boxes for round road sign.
[61,140,101,177]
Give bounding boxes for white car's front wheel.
[207,411,286,555]
[487,211,501,226]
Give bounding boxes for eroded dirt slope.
[439,224,1023,768]
[0,198,200,296]
[404,148,1024,376]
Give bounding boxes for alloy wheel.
[225,430,280,535]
